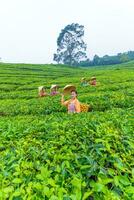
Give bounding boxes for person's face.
[52,87,56,91]
[71,91,77,99]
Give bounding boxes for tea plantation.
[0,62,134,200]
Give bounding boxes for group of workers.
[38,76,97,113]
[38,84,60,97]
[81,76,97,86]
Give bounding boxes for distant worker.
[38,86,47,97]
[81,77,88,86]
[90,77,97,86]
[50,84,60,96]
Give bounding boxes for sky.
[0,0,134,64]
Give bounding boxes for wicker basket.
[80,103,91,112]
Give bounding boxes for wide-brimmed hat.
[38,86,44,91]
[63,85,76,94]
[81,77,86,81]
[50,84,58,90]
[91,76,96,80]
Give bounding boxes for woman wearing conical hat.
[50,84,60,96]
[38,86,48,97]
[90,76,97,86]
[61,86,81,113]
[81,77,88,86]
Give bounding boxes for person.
[38,86,47,97]
[61,90,81,113]
[90,77,97,86]
[81,77,88,86]
[50,84,60,95]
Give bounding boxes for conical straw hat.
[91,76,96,80]
[50,84,58,90]
[81,77,86,80]
[63,85,76,94]
[38,86,44,91]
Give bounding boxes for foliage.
[80,51,134,66]
[54,23,87,66]
[0,62,134,199]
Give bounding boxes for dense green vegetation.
[80,51,134,66]
[0,62,134,200]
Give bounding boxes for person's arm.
[61,94,69,106]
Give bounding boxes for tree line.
[79,51,134,67]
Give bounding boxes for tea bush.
[0,62,134,200]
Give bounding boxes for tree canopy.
[53,23,87,66]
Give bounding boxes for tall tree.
[53,23,87,66]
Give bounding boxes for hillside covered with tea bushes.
[0,62,134,200]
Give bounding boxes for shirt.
[62,98,81,113]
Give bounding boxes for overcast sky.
[0,0,134,64]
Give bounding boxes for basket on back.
[80,103,91,112]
